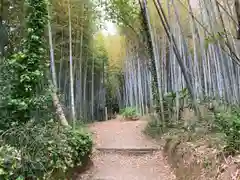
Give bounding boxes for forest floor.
[77,116,175,180]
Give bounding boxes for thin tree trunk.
[139,0,161,110]
[68,0,76,128]
[47,5,68,127]
[47,4,57,88]
[91,53,95,120]
[154,0,201,120]
[49,80,69,127]
[235,0,240,39]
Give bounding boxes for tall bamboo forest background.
[1,0,240,123]
[1,0,240,178]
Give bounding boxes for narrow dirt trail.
[78,117,175,180]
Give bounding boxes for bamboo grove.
[1,0,111,123]
[104,0,240,121]
[1,0,240,123]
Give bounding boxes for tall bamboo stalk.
[68,0,76,128]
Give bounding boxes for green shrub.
[144,117,165,138]
[144,114,177,138]
[214,107,240,154]
[0,122,93,179]
[0,144,22,180]
[120,107,138,118]
[64,129,93,167]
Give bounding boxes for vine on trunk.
[3,0,51,128]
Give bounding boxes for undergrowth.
[145,103,240,154]
[214,106,240,154]
[143,114,175,138]
[0,0,93,179]
[0,122,92,179]
[120,107,139,119]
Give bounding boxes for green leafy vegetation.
[1,0,240,179]
[0,0,52,130]
[144,115,166,138]
[145,97,240,155]
[0,0,93,179]
[0,122,92,179]
[214,106,240,154]
[120,107,139,119]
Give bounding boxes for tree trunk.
[139,0,161,109]
[235,0,240,39]
[68,0,76,128]
[91,52,95,120]
[47,3,57,88]
[52,89,70,127]
[47,4,68,127]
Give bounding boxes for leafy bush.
[0,144,22,179]
[0,122,93,179]
[120,107,138,118]
[159,88,191,120]
[64,129,93,167]
[144,117,165,138]
[144,114,177,138]
[2,0,51,127]
[214,107,240,154]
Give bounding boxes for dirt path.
[78,117,175,180]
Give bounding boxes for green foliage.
[92,35,108,72]
[120,107,138,118]
[214,107,240,154]
[204,32,225,49]
[144,116,165,138]
[161,88,191,120]
[0,144,21,179]
[102,0,140,27]
[64,129,92,167]
[0,122,92,179]
[145,88,193,138]
[144,113,178,138]
[0,0,52,129]
[161,91,177,115]
[1,0,93,179]
[163,88,189,107]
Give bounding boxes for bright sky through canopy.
[102,21,117,36]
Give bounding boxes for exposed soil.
[77,117,175,180]
[164,136,240,180]
[163,107,240,180]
